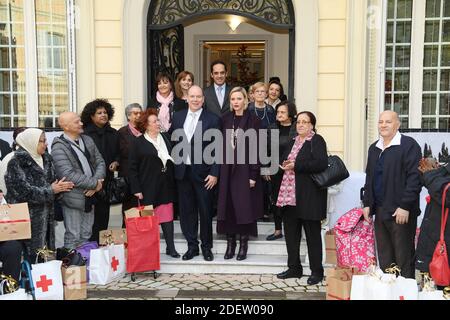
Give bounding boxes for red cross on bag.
[36,275,53,292]
[111,256,119,272]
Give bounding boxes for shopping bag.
[335,207,376,272]
[31,260,64,300]
[0,203,31,241]
[125,205,154,219]
[126,215,160,273]
[89,244,126,285]
[99,228,127,246]
[392,276,418,300]
[418,290,446,300]
[325,267,363,300]
[0,288,33,300]
[351,266,396,300]
[75,241,99,281]
[61,265,87,300]
[325,229,337,265]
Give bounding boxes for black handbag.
[98,176,129,205]
[310,155,349,189]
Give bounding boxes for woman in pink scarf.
[148,72,187,132]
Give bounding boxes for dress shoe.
[307,274,324,285]
[236,235,249,261]
[166,248,181,258]
[182,249,199,261]
[276,268,303,279]
[202,249,214,261]
[224,234,237,260]
[266,233,283,241]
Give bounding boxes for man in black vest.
[362,110,422,278]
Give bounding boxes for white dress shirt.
[183,108,203,165]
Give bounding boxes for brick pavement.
[87,273,327,300]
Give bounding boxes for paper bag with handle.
[0,203,31,241]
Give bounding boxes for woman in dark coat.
[81,99,120,243]
[217,87,263,261]
[275,111,328,285]
[128,108,179,258]
[148,72,187,132]
[264,101,297,241]
[416,160,450,284]
[5,128,74,262]
[118,103,143,227]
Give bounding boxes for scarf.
[15,128,44,170]
[276,131,315,207]
[144,133,173,168]
[156,91,174,132]
[128,123,142,137]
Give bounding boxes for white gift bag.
[31,260,64,300]
[89,244,126,285]
[418,290,446,300]
[0,288,33,300]
[350,275,367,300]
[392,276,418,300]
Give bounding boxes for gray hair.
[125,103,143,116]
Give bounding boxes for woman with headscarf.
[5,128,74,262]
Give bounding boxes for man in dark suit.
[0,138,12,161]
[170,85,221,261]
[203,60,233,118]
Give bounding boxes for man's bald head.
[58,112,83,137]
[378,110,401,141]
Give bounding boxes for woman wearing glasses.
[5,128,74,262]
[275,111,328,285]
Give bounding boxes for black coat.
[363,135,422,218]
[117,125,138,178]
[5,149,56,257]
[83,123,120,179]
[217,110,263,224]
[416,164,450,272]
[0,138,12,161]
[281,134,329,221]
[128,134,175,207]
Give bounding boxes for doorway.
[200,41,267,89]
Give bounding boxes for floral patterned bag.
[335,207,376,272]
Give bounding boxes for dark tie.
[74,139,80,146]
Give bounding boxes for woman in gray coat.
[5,128,74,262]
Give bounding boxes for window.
[382,0,450,129]
[0,0,75,129]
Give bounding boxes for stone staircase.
[56,205,324,275]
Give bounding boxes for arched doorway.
[147,0,295,101]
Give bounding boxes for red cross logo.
[36,275,53,293]
[111,256,119,272]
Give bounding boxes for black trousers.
[0,241,23,281]
[374,207,417,279]
[177,166,214,252]
[90,198,111,243]
[282,206,324,275]
[121,196,134,228]
[273,207,283,231]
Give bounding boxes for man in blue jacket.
[362,110,422,278]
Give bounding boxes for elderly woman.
[128,108,179,258]
[148,72,186,132]
[118,103,143,226]
[276,111,328,285]
[81,99,120,243]
[174,70,194,101]
[5,128,74,262]
[217,87,263,261]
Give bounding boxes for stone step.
[158,254,306,275]
[160,233,307,256]
[169,220,276,236]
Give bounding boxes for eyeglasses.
[296,120,311,125]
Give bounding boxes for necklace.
[254,104,267,121]
[231,114,242,149]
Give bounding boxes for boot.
[161,222,180,258]
[224,234,237,260]
[236,234,249,261]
